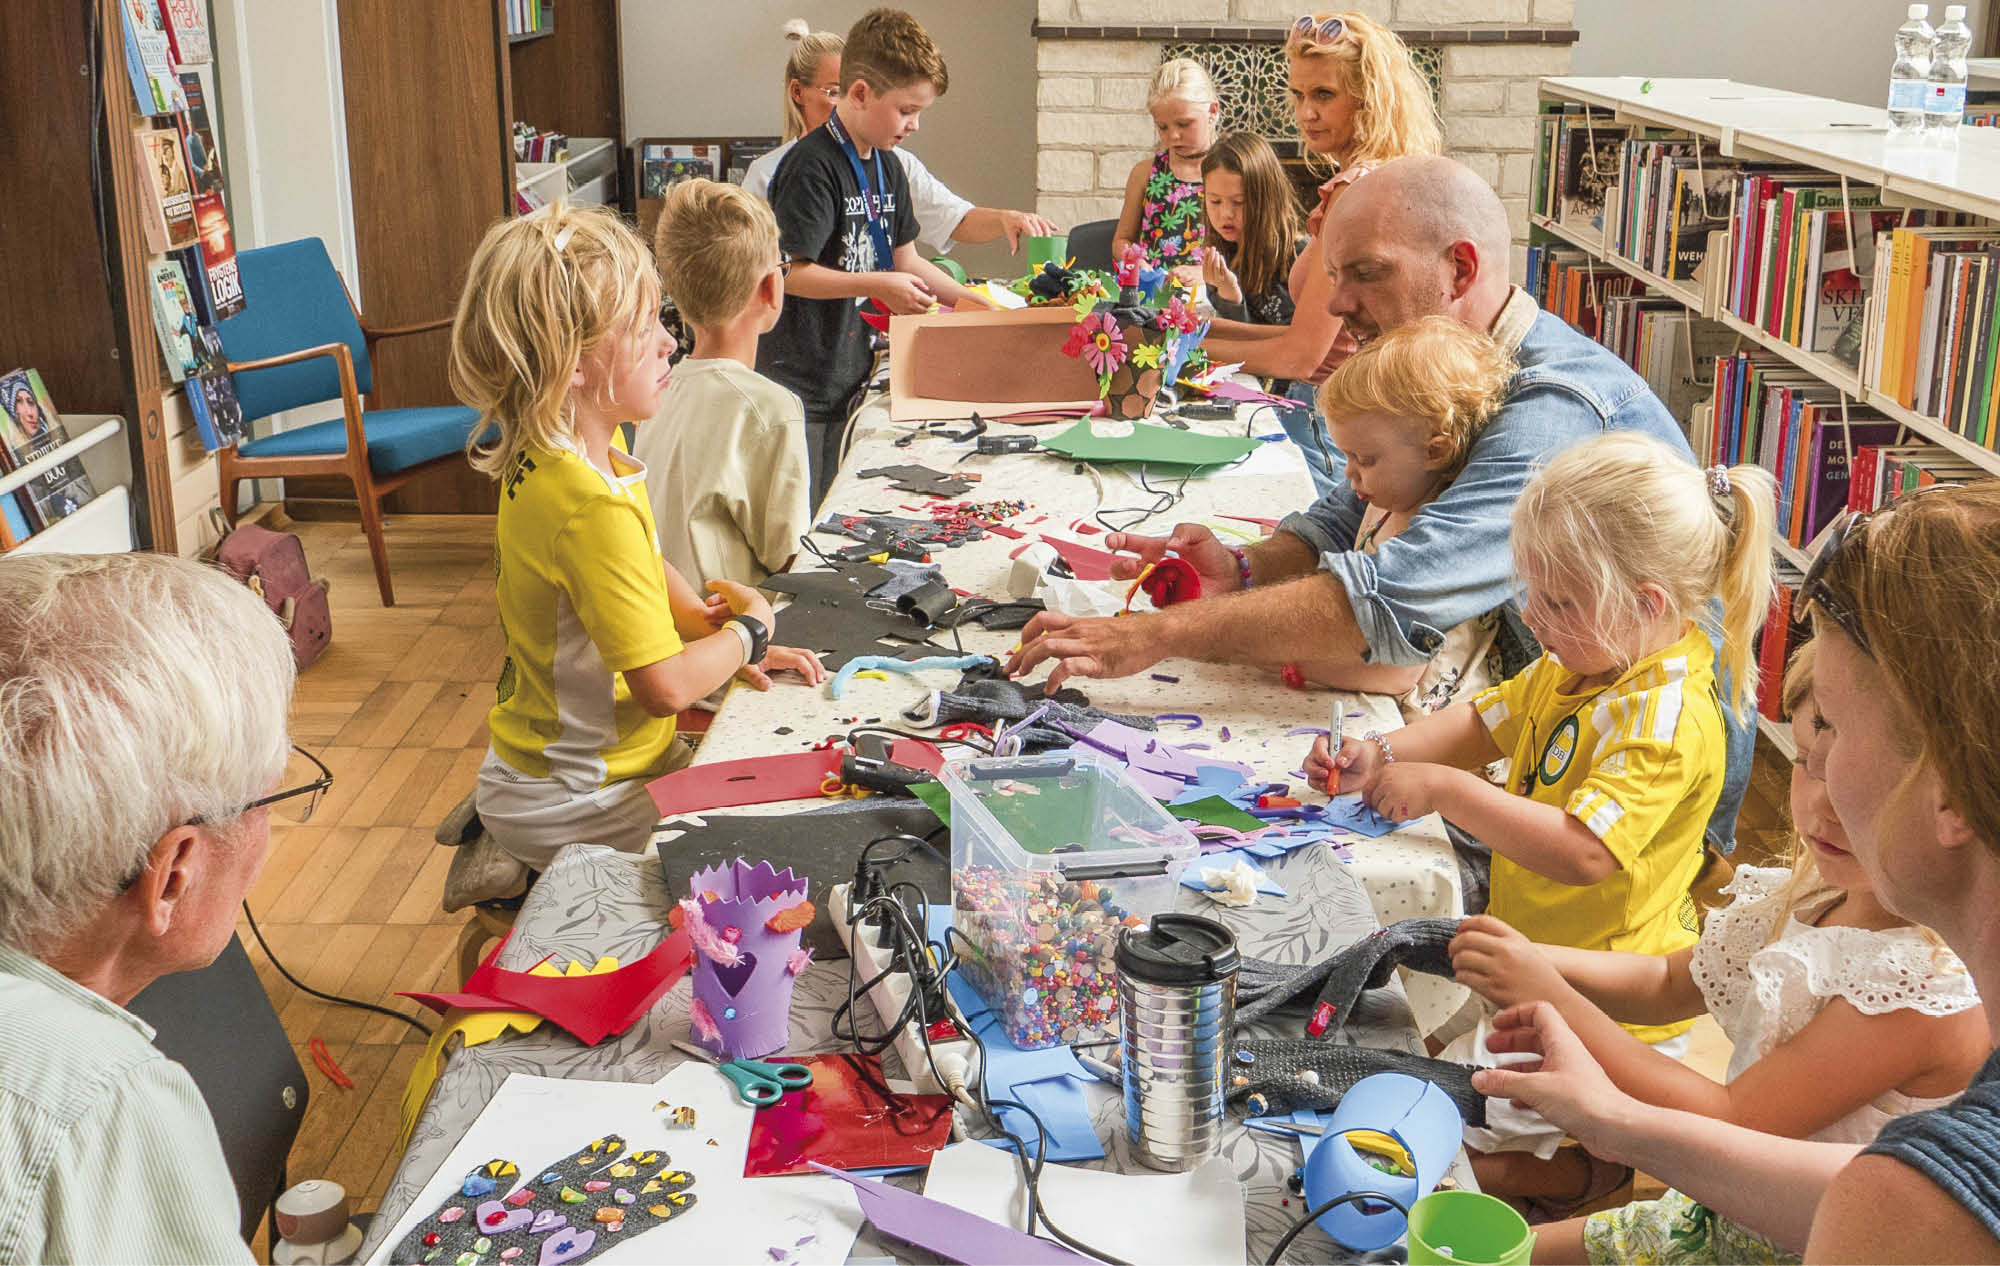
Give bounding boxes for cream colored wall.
[620,2,1040,278]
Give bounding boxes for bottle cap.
[1946,5,1966,18]
[1909,3,1929,15]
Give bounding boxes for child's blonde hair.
[1284,10,1443,167]
[654,179,779,329]
[1315,315,1515,475]
[1149,57,1219,111]
[1511,432,1776,718]
[778,20,843,143]
[452,203,659,480]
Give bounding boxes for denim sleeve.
[1283,385,1585,666]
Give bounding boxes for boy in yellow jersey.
[450,204,824,869]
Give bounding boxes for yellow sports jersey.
[1473,624,1725,1042]
[488,442,682,791]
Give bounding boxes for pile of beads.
[953,865,1143,1050]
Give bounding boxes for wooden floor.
[235,511,1793,1233]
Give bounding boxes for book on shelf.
[1754,573,1812,721]
[0,368,99,537]
[1861,225,2000,434]
[192,190,245,320]
[1667,160,1737,282]
[513,125,569,164]
[1533,109,1629,240]
[1524,242,1642,341]
[146,257,204,383]
[726,138,782,187]
[506,0,549,37]
[158,0,210,65]
[176,69,225,196]
[638,143,721,200]
[1851,442,1989,513]
[118,0,186,117]
[133,124,197,253]
[184,329,245,452]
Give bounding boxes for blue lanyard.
[824,111,894,270]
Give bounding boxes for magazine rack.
[0,415,134,554]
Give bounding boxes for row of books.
[514,124,571,165]
[1857,225,2000,444]
[1532,109,1732,285]
[505,0,550,38]
[118,0,209,118]
[0,369,100,545]
[1523,241,1643,342]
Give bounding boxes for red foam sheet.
[744,1052,955,1177]
[1039,535,1119,582]
[401,926,694,1046]
[646,741,946,817]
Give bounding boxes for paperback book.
[134,124,197,252]
[0,368,99,534]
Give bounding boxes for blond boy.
[634,181,811,589]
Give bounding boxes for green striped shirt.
[0,944,250,1264]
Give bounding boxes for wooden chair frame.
[216,275,462,606]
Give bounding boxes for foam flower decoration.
[1071,311,1129,376]
[1130,341,1162,369]
[1160,295,1202,334]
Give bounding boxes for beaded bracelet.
[1363,729,1395,764]
[1228,546,1252,590]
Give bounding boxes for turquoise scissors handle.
[720,1058,813,1107]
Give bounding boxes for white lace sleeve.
[1757,925,1982,1018]
[1690,866,1794,1036]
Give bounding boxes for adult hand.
[1105,523,1241,592]
[1005,612,1168,691]
[737,644,827,690]
[871,271,937,315]
[1363,760,1454,821]
[1203,250,1243,303]
[1472,1002,1638,1161]
[1450,916,1567,1010]
[706,579,775,631]
[1000,209,1060,253]
[1304,734,1382,794]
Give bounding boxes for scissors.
[671,1041,813,1108]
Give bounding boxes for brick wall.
[1032,1,1576,262]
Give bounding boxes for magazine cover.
[134,125,198,252]
[118,0,186,116]
[640,143,720,199]
[0,368,97,530]
[159,0,212,65]
[193,191,245,319]
[185,329,245,452]
[147,259,203,382]
[177,70,225,195]
[727,137,781,186]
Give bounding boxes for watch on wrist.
[725,614,768,665]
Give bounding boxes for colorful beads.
[952,866,1143,1050]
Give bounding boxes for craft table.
[364,835,1467,1264]
[690,386,1470,1031]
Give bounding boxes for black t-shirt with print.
[755,123,919,418]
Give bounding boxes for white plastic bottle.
[1927,4,1971,141]
[1890,3,1934,135]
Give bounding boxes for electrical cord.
[240,902,434,1039]
[1261,1190,1409,1265]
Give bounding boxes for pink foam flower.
[1070,311,1128,376]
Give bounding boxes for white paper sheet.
[920,1140,1246,1266]
[366,1066,861,1266]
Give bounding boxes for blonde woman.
[453,203,821,869]
[1205,11,1444,498]
[740,21,1053,254]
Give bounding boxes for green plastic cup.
[1406,1191,1535,1266]
[1025,234,1070,268]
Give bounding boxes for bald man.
[1009,155,1752,853]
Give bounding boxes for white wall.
[621,2,1039,277]
[1573,0,1989,107]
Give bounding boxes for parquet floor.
[232,511,1792,1242]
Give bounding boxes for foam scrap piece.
[806,1165,1098,1265]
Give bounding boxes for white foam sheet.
[920,1140,1246,1266]
[365,1066,862,1266]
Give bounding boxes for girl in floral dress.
[1112,59,1219,270]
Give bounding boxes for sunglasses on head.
[1292,14,1349,44]
[1798,484,1961,659]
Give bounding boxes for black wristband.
[726,614,768,664]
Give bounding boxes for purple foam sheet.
[682,858,812,1060]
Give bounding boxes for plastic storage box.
[942,752,1199,1050]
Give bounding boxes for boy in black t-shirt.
[755,7,978,502]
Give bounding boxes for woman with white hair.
[0,552,308,1264]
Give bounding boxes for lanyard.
[824,111,894,270]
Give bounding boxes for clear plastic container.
[943,752,1199,1050]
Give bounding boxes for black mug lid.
[1116,913,1240,985]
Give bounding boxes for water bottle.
[1927,5,1971,141]
[1890,3,1934,136]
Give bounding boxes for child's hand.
[736,645,827,690]
[1169,263,1204,292]
[1450,915,1566,1009]
[706,579,775,631]
[701,590,734,628]
[1363,760,1451,821]
[1203,250,1242,303]
[1001,210,1060,253]
[1305,735,1381,794]
[872,271,937,315]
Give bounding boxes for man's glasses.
[119,746,333,892]
[776,253,795,277]
[1291,14,1350,45]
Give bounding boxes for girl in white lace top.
[1448,637,1987,1264]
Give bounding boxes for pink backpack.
[213,516,332,670]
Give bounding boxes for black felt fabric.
[1234,918,1462,1040]
[762,564,941,671]
[907,674,1157,754]
[655,798,947,960]
[856,464,974,498]
[1225,1038,1488,1128]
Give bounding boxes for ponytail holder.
[551,224,576,253]
[1707,465,1731,497]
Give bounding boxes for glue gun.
[840,733,937,795]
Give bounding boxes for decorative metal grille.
[1161,41,1444,154]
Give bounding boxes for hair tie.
[1707,465,1730,497]
[551,224,576,253]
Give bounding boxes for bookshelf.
[515,137,617,216]
[1533,77,2000,750]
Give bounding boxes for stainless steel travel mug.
[1116,913,1239,1171]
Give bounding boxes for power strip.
[828,881,966,1095]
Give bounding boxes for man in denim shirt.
[1009,156,1751,853]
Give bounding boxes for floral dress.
[1137,150,1203,268]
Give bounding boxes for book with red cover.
[192,191,245,320]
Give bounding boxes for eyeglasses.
[1797,484,1959,660]
[814,85,841,100]
[118,746,334,893]
[1291,14,1349,45]
[775,253,795,277]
